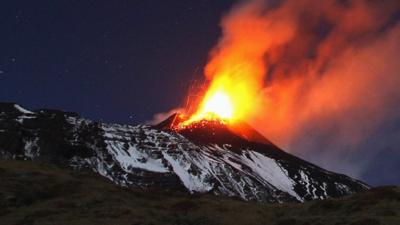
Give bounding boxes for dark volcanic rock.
[0,104,369,203]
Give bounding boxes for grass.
[0,159,399,225]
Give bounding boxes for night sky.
[1,1,399,186]
[0,0,233,124]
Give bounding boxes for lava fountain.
[176,0,281,128]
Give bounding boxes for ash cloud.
[213,0,400,183]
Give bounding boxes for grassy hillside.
[0,160,399,225]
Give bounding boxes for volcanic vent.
[156,112,273,146]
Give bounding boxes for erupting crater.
[178,89,235,129]
[156,111,273,146]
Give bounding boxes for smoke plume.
[205,0,400,181]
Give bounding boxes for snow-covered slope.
[0,103,368,203]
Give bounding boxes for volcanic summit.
[0,103,368,203]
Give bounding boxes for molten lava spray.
[181,0,400,179]
[182,0,295,125]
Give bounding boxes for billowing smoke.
[206,0,400,182]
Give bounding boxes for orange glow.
[176,0,299,128]
[180,71,259,127]
[201,90,233,119]
[180,89,233,126]
[170,0,400,171]
[178,1,280,127]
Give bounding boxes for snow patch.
[16,115,36,123]
[106,141,169,173]
[24,138,40,158]
[162,151,214,193]
[241,150,301,201]
[14,104,34,114]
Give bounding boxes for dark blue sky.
[0,0,233,124]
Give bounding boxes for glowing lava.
[179,75,256,128]
[201,90,233,119]
[178,62,261,127]
[181,89,233,127]
[177,1,272,128]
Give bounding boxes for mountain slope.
[0,103,368,203]
[1,160,399,225]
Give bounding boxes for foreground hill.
[0,160,399,225]
[0,103,367,203]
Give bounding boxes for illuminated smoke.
[201,0,400,179]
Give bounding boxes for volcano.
[0,103,368,203]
